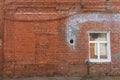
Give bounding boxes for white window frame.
[88,31,111,63]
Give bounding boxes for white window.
[89,32,111,62]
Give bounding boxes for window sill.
[89,59,111,63]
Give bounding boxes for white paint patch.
[67,13,120,50]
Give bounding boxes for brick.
[0,0,120,78]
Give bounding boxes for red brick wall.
[0,0,4,76]
[2,0,120,77]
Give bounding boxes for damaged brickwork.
[0,0,120,78]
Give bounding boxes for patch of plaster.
[66,13,120,50]
[114,53,120,60]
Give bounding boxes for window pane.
[100,43,107,59]
[90,33,107,41]
[90,43,98,59]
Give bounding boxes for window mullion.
[98,43,100,62]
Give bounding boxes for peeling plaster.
[66,13,120,50]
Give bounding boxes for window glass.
[90,43,98,59]
[100,43,107,59]
[90,33,107,41]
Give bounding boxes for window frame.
[88,31,111,63]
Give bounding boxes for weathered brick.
[0,0,120,78]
